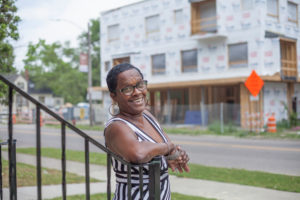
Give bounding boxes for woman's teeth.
[134,98,143,103]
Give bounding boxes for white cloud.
[13,0,141,71]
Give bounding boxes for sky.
[13,0,142,72]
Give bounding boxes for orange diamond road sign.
[245,70,264,97]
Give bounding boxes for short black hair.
[106,63,144,93]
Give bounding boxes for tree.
[23,40,87,104]
[78,18,101,86]
[0,0,20,103]
[22,17,101,104]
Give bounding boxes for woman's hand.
[167,146,190,173]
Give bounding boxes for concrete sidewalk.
[2,153,300,200]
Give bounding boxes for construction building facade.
[100,0,300,128]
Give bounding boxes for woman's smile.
[129,96,144,105]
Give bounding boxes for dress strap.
[143,113,168,143]
[105,117,156,143]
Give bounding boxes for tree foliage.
[0,0,20,103]
[23,18,101,105]
[0,0,20,72]
[24,40,87,104]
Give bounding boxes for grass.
[48,192,216,200]
[169,164,300,193]
[16,147,107,165]
[45,124,104,131]
[1,159,99,187]
[15,147,300,193]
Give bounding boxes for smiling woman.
[104,63,190,200]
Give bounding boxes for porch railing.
[0,74,161,200]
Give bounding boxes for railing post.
[61,123,67,200]
[11,140,17,200]
[36,106,42,200]
[106,153,111,200]
[0,143,2,200]
[148,157,161,200]
[8,86,17,200]
[84,138,90,200]
[0,141,8,200]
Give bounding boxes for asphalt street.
[1,124,300,176]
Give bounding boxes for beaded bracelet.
[165,150,180,160]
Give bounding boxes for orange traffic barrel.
[267,115,276,133]
[12,114,16,124]
[40,115,43,127]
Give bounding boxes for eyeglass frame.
[117,80,148,96]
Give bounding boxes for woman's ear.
[110,92,117,102]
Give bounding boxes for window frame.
[288,1,298,25]
[181,49,198,73]
[107,24,120,42]
[174,9,184,24]
[145,14,160,36]
[151,53,166,75]
[241,0,253,10]
[267,0,279,20]
[228,43,248,68]
[191,0,217,34]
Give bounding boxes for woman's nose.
[131,86,141,95]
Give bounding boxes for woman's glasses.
[119,80,148,96]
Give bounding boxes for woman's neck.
[118,111,144,123]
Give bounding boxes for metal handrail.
[0,74,161,200]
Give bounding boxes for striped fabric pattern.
[105,113,171,200]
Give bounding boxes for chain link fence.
[1,102,242,133]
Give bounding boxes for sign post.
[244,70,264,132]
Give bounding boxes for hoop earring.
[109,103,120,116]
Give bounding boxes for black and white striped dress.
[105,113,171,200]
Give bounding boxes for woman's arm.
[105,121,175,164]
[143,110,190,172]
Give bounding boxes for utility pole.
[88,23,94,126]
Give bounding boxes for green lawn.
[15,147,300,193]
[45,123,300,139]
[16,147,107,165]
[1,159,99,187]
[48,192,216,200]
[169,164,300,193]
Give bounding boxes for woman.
[105,63,190,200]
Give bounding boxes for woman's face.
[111,69,147,116]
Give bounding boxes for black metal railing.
[0,74,161,200]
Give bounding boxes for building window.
[288,2,298,25]
[267,0,279,19]
[174,9,184,24]
[228,43,248,68]
[55,99,61,105]
[241,0,253,10]
[17,82,25,90]
[16,94,22,107]
[191,0,217,34]
[280,39,297,79]
[151,54,166,75]
[104,61,111,72]
[181,49,197,73]
[145,15,160,35]
[38,96,45,104]
[107,24,120,42]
